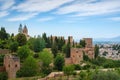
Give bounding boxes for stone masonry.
[65,38,94,65]
[4,54,20,79]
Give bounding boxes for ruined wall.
[4,55,20,79]
[0,49,9,54]
[70,48,83,64]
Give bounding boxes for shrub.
[0,72,8,80]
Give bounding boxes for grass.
[8,76,41,80]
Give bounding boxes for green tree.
[17,46,30,61]
[33,37,45,52]
[91,71,120,80]
[9,41,18,52]
[0,72,8,80]
[54,54,65,71]
[79,40,86,48]
[39,49,53,75]
[94,44,99,59]
[63,65,74,80]
[62,43,71,58]
[15,33,27,46]
[51,42,58,57]
[0,27,9,40]
[27,38,35,50]
[39,49,53,67]
[17,56,39,77]
[42,33,47,46]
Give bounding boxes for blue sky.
[0,0,120,40]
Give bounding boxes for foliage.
[83,52,90,61]
[0,54,5,62]
[79,40,86,48]
[17,56,39,77]
[54,54,65,71]
[27,38,35,50]
[94,44,99,59]
[62,43,70,58]
[63,65,74,79]
[79,71,88,80]
[91,71,120,80]
[0,72,8,80]
[33,37,45,52]
[39,49,53,67]
[17,46,30,60]
[15,33,27,46]
[51,42,58,57]
[9,41,19,52]
[73,64,82,70]
[0,27,9,40]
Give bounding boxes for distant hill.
[94,36,120,42]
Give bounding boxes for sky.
[0,0,120,40]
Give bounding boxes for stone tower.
[4,54,20,79]
[22,25,28,36]
[70,48,83,64]
[83,38,93,48]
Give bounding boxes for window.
[79,55,81,57]
[8,64,10,67]
[76,51,78,53]
[15,64,17,68]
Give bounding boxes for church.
[18,24,30,40]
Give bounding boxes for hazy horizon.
[0,0,120,40]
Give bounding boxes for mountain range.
[94,36,120,42]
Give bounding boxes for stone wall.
[70,48,83,64]
[4,54,20,79]
[0,49,9,54]
[0,66,5,72]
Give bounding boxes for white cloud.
[38,17,54,22]
[109,17,120,21]
[12,0,74,13]
[0,0,15,18]
[0,11,9,18]
[7,13,38,21]
[0,0,15,10]
[55,0,120,16]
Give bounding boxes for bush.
[0,54,4,62]
[0,72,8,80]
[91,71,120,80]
[73,64,82,70]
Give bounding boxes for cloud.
[0,0,15,18]
[0,0,15,10]
[7,13,38,21]
[55,0,120,16]
[109,17,120,21]
[12,0,74,13]
[38,17,54,22]
[0,11,9,18]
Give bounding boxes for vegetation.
[15,33,27,46]
[1,26,120,80]
[63,65,74,80]
[94,44,99,59]
[17,56,39,77]
[0,72,8,80]
[17,46,30,61]
[54,54,65,71]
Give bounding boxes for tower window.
[8,64,10,67]
[15,64,17,68]
[76,51,78,53]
